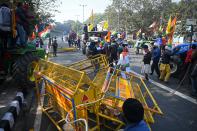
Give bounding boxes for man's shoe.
[164,80,169,84]
[145,76,149,81]
[190,92,197,97]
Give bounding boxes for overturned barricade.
[34,55,163,131]
[68,54,108,75]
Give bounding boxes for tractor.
[0,40,46,88]
[0,0,46,91]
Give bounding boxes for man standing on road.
[151,43,161,77]
[141,45,152,80]
[77,36,81,49]
[190,45,197,97]
[159,46,172,82]
[52,37,58,57]
[179,44,196,82]
[109,36,118,67]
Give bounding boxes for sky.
[53,0,181,23]
[53,0,112,23]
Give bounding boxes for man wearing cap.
[159,46,172,82]
[109,36,118,67]
[122,98,150,131]
[141,45,152,80]
[151,43,161,77]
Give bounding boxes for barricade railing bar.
[34,55,163,131]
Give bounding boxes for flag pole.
[91,9,94,25]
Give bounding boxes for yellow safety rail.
[34,59,101,130]
[34,57,163,131]
[68,54,108,73]
[89,67,163,130]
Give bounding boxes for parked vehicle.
[134,40,154,54]
[169,42,197,76]
[82,31,108,57]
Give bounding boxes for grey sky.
[54,0,112,22]
[53,0,181,23]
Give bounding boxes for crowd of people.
[81,23,197,98]
[67,31,81,49]
[141,41,197,96]
[47,36,58,57]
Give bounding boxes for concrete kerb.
[0,92,25,131]
[58,47,78,52]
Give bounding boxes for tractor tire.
[169,61,180,77]
[12,53,39,92]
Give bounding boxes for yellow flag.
[88,24,94,31]
[166,16,172,35]
[136,29,141,37]
[103,21,108,29]
[89,9,94,24]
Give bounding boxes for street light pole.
[75,15,80,35]
[80,4,87,23]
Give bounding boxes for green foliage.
[53,20,83,35]
[93,0,197,33]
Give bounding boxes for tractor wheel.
[12,53,39,92]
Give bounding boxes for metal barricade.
[34,58,163,131]
[68,54,108,75]
[34,60,101,131]
[88,67,163,130]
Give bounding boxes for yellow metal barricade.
[34,60,101,131]
[88,67,163,130]
[68,54,108,74]
[34,57,163,131]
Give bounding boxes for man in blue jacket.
[122,98,150,131]
[151,43,161,77]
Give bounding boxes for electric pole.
[75,15,80,35]
[80,4,87,23]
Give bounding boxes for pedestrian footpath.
[0,92,24,131]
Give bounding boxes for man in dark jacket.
[142,45,152,80]
[109,37,118,67]
[122,98,150,131]
[0,3,11,49]
[83,24,88,33]
[16,2,27,46]
[159,46,172,82]
[52,37,58,57]
[151,43,161,77]
[190,45,197,97]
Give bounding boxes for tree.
[53,20,83,35]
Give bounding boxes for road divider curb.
[0,92,24,131]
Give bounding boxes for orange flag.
[105,31,111,43]
[171,17,177,34]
